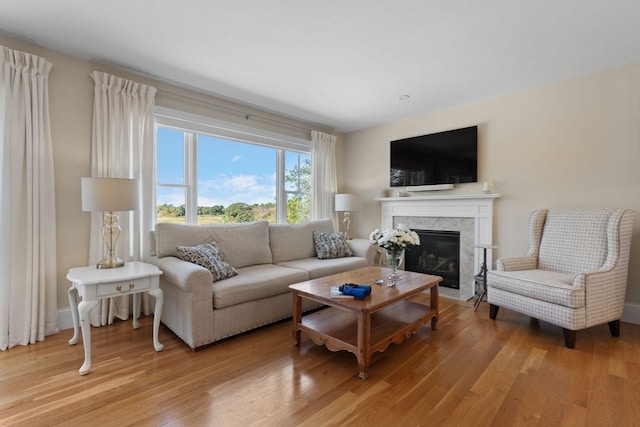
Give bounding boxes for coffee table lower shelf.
[296,299,437,378]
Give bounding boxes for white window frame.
[154,107,311,224]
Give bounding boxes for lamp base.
[343,211,352,240]
[97,255,125,269]
[97,212,125,269]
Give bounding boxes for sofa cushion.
[155,220,272,268]
[269,218,334,263]
[488,269,583,308]
[176,241,237,282]
[277,257,368,279]
[313,231,353,259]
[212,264,309,309]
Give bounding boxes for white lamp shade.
[335,193,358,212]
[81,177,139,212]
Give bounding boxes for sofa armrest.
[347,239,379,265]
[145,255,213,292]
[573,265,627,325]
[496,256,538,271]
[573,266,615,289]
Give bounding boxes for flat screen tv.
[390,125,477,188]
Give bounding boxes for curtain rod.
[156,88,320,134]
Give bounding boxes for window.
[155,108,311,225]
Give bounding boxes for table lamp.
[334,193,358,240]
[81,177,139,269]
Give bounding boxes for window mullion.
[185,132,198,224]
[276,149,286,223]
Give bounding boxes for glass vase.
[385,248,404,286]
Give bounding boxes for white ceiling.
[2,0,640,132]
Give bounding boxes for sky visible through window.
[156,127,307,209]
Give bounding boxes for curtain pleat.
[0,45,58,350]
[310,130,337,226]
[88,71,156,326]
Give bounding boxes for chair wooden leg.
[608,320,620,337]
[563,329,576,349]
[489,304,499,319]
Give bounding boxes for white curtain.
[311,130,337,225]
[0,46,58,350]
[88,71,157,326]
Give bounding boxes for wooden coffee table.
[289,266,441,379]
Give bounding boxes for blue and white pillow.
[176,241,238,282]
[313,231,353,259]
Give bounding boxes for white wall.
[342,63,640,305]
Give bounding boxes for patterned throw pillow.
[176,241,238,282]
[313,231,353,259]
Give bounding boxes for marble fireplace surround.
[375,194,500,300]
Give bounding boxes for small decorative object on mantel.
[482,179,495,194]
[382,188,401,197]
[369,224,420,286]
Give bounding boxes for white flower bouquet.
[369,224,420,253]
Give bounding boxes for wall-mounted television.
[390,125,478,188]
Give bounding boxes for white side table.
[67,261,164,375]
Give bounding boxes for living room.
[2,1,640,425]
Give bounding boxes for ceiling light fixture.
[399,95,410,100]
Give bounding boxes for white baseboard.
[56,301,640,332]
[622,302,640,325]
[57,308,74,331]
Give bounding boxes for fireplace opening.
[405,229,460,289]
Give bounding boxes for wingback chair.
[487,208,634,348]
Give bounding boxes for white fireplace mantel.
[374,193,500,300]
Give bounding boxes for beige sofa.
[146,218,377,349]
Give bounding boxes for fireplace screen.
[405,229,460,289]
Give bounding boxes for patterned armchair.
[487,208,634,348]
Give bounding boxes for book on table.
[330,286,354,299]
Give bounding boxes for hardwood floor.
[1,295,639,427]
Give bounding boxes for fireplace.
[375,193,499,300]
[406,229,460,289]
